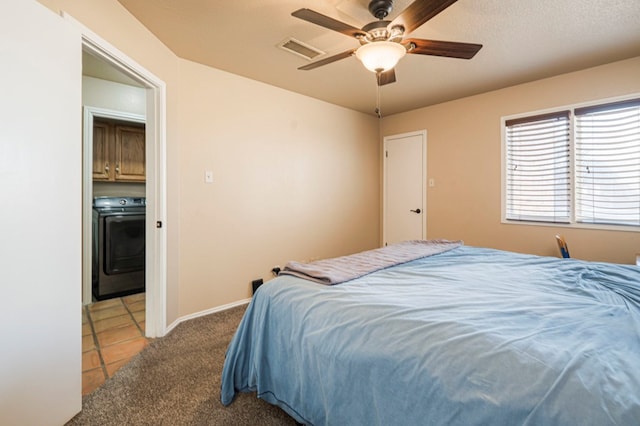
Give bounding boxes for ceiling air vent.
[278,38,325,61]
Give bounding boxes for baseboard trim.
[165,298,251,335]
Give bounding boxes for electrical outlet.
[251,278,264,295]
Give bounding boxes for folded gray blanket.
[280,239,463,285]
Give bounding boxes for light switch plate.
[205,171,213,183]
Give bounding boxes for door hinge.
[156,221,163,228]
[385,150,388,158]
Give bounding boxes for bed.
[220,241,640,425]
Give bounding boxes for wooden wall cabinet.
[93,119,145,182]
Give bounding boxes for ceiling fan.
[292,0,482,86]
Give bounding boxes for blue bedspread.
[220,246,640,425]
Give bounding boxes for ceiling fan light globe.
[355,41,406,73]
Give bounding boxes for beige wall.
[381,56,640,264]
[177,59,379,314]
[38,0,380,322]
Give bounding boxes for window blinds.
[575,99,640,226]
[505,112,571,223]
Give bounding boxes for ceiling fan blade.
[405,38,482,59]
[292,9,366,39]
[377,69,396,86]
[298,49,357,70]
[390,0,459,34]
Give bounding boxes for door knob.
[410,208,421,214]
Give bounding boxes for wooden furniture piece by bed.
[555,234,570,258]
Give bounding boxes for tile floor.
[82,293,148,395]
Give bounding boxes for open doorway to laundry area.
[78,25,167,393]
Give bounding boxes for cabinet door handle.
[115,164,120,175]
[105,163,109,173]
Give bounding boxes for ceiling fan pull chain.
[375,72,382,118]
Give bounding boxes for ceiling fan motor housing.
[368,0,394,20]
[361,20,404,43]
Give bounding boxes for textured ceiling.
[115,0,640,116]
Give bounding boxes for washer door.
[104,214,145,275]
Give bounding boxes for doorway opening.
[77,20,167,339]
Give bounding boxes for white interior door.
[0,1,82,424]
[383,131,427,245]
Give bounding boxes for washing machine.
[92,196,146,300]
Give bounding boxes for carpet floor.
[67,304,298,425]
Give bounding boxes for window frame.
[501,93,640,233]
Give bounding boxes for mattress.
[221,245,640,425]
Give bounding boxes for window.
[503,96,640,229]
[505,112,571,223]
[575,99,640,226]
